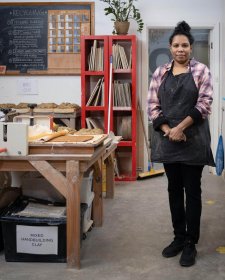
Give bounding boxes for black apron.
[151,69,215,166]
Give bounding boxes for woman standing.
[147,21,215,267]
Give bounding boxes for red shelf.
[81,36,109,132]
[118,141,133,146]
[109,35,137,180]
[85,106,105,111]
[113,106,132,111]
[113,69,132,74]
[81,35,137,180]
[84,71,105,75]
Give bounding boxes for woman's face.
[170,35,192,64]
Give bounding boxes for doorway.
[147,27,218,171]
[141,22,222,174]
[145,27,221,174]
[148,28,210,84]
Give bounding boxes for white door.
[148,28,210,83]
[147,26,219,170]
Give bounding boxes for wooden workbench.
[0,135,117,269]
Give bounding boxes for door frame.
[141,22,220,171]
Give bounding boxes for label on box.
[16,225,58,255]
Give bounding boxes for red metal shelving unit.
[81,35,109,133]
[81,35,137,181]
[108,35,136,181]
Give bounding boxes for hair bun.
[175,21,191,33]
[169,20,194,45]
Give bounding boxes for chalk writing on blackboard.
[0,3,94,75]
[0,7,48,71]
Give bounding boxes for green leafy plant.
[99,0,144,33]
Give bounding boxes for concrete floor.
[0,168,225,280]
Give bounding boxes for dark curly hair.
[169,21,194,45]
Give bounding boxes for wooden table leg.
[66,160,82,269]
[93,159,103,227]
[29,159,82,268]
[105,154,114,199]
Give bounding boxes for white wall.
[0,0,112,105]
[0,0,223,105]
[0,0,224,169]
[0,0,119,105]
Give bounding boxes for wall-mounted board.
[0,2,95,75]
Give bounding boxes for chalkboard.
[0,2,94,75]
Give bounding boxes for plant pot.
[114,21,130,35]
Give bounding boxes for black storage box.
[0,198,87,263]
[0,187,21,252]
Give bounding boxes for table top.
[29,134,108,147]
[0,135,109,161]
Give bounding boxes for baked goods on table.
[1,102,80,113]
[57,102,80,110]
[0,103,16,109]
[56,127,103,135]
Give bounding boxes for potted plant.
[99,0,144,35]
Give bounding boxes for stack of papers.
[13,203,66,218]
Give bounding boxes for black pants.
[163,163,204,244]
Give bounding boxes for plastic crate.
[21,173,65,204]
[0,198,87,263]
[83,192,94,233]
[80,169,93,204]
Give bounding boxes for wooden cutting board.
[49,135,94,142]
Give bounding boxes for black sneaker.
[179,241,197,267]
[162,240,185,258]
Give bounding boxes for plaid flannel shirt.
[147,58,213,121]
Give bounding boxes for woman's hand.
[160,123,186,142]
[169,126,186,142]
[160,124,171,137]
[167,116,194,142]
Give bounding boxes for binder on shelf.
[86,117,103,129]
[93,78,104,106]
[124,83,131,106]
[86,77,104,106]
[113,81,131,107]
[119,45,129,69]
[100,82,105,106]
[88,39,97,71]
[96,47,104,71]
[112,43,130,70]
[88,40,104,71]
